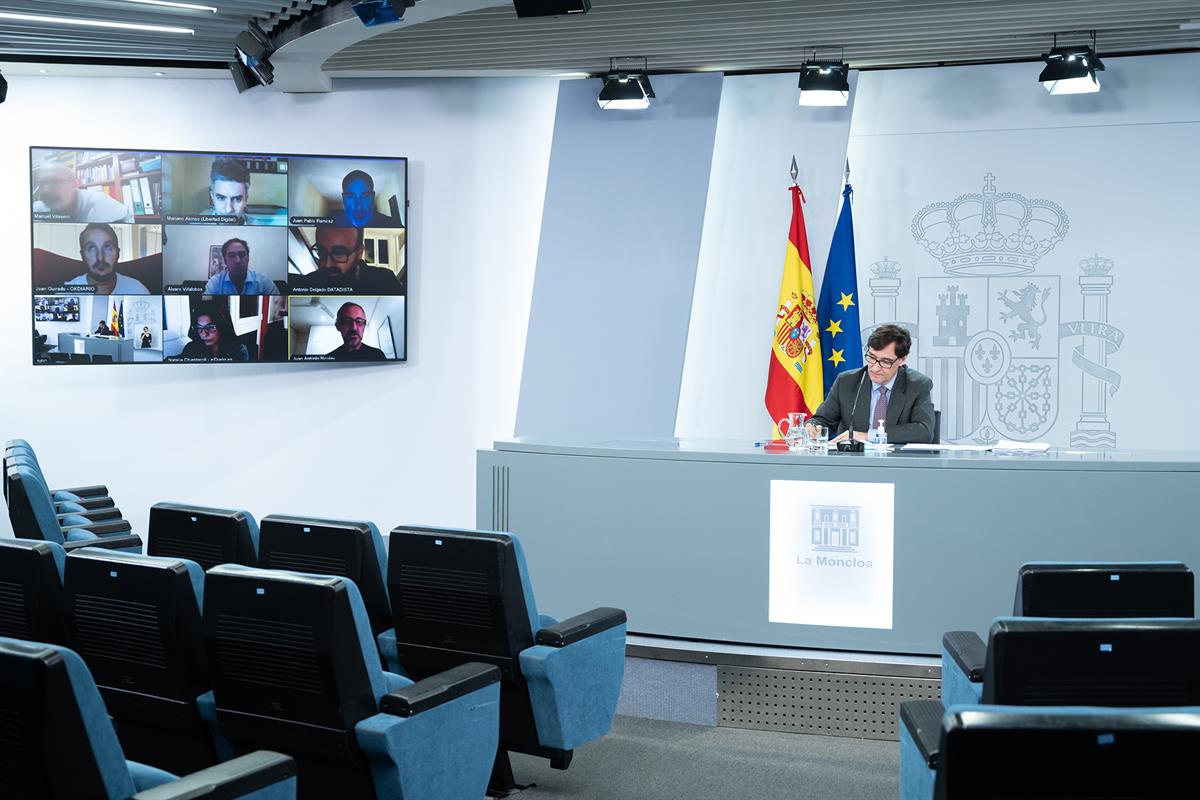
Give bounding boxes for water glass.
[805,423,828,454]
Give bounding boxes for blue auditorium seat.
[926,705,1200,799]
[384,525,627,795]
[5,465,141,552]
[203,565,501,800]
[0,538,67,644]
[4,439,114,506]
[942,561,1194,707]
[62,547,228,774]
[256,514,392,638]
[0,636,296,799]
[900,617,1200,800]
[147,502,260,571]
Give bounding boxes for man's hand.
[830,431,869,444]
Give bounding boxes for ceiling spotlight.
[0,71,7,105]
[1040,32,1104,95]
[798,58,850,107]
[513,0,591,17]
[598,57,654,110]
[234,20,275,89]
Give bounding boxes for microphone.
[837,368,868,453]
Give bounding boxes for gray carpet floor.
[509,715,899,800]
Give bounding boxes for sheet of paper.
[901,443,991,452]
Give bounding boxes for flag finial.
[789,155,799,185]
[844,158,851,184]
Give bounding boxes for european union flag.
[817,183,863,394]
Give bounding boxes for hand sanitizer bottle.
[873,419,887,450]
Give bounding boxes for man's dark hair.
[78,222,119,252]
[210,157,250,186]
[867,323,912,359]
[221,238,250,259]
[341,169,374,193]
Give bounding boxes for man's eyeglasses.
[310,244,356,264]
[336,317,367,328]
[193,323,218,334]
[864,350,899,369]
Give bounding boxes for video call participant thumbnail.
[328,301,387,361]
[179,300,249,362]
[32,162,134,224]
[66,223,150,295]
[332,170,401,228]
[292,227,403,294]
[202,157,251,223]
[204,238,280,295]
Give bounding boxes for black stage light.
[234,20,275,87]
[0,71,7,105]
[797,60,850,106]
[229,60,260,93]
[597,70,654,110]
[513,0,590,18]
[1039,43,1104,94]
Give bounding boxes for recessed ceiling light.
[122,0,219,11]
[38,68,47,74]
[0,11,195,34]
[153,71,166,77]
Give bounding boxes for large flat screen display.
[30,147,407,365]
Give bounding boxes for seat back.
[935,706,1200,799]
[147,502,259,571]
[983,618,1200,706]
[387,525,543,751]
[0,539,66,644]
[932,409,941,444]
[203,565,382,797]
[6,464,66,544]
[0,637,136,800]
[62,548,214,774]
[257,514,391,636]
[1014,562,1194,618]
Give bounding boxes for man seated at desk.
[808,323,935,445]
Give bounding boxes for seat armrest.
[61,496,115,510]
[57,508,123,523]
[942,631,986,681]
[380,662,500,718]
[62,533,143,553]
[535,607,627,647]
[130,750,296,799]
[899,699,944,769]
[53,483,110,498]
[63,519,133,536]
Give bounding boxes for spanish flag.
[110,299,120,337]
[765,185,823,433]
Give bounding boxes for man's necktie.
[872,386,889,430]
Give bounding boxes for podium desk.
[477,438,1200,655]
[57,333,136,363]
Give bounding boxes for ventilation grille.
[0,581,32,640]
[492,465,510,532]
[73,594,165,669]
[267,550,347,576]
[1018,677,1191,706]
[153,537,224,571]
[215,614,321,694]
[718,666,940,741]
[397,564,491,628]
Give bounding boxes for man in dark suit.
[809,324,935,445]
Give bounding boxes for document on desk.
[74,339,87,355]
[901,443,990,452]
[992,440,1051,454]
